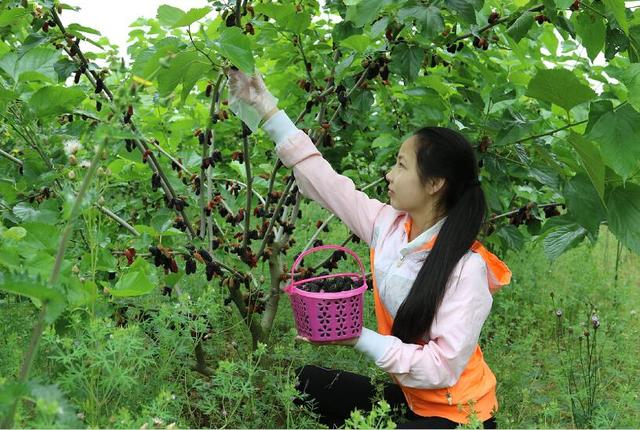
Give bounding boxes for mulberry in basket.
[284,245,368,342]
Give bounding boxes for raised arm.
[227,68,393,246]
[262,110,391,246]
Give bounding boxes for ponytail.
[391,127,487,344]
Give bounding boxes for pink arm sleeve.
[274,128,391,246]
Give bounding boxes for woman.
[228,69,511,429]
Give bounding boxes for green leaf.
[0,85,15,111]
[567,132,605,203]
[496,224,525,251]
[507,11,535,43]
[603,0,628,35]
[0,8,31,27]
[418,6,445,38]
[109,257,157,297]
[157,51,209,97]
[585,100,613,134]
[28,85,85,118]
[368,16,389,38]
[335,53,355,78]
[574,10,606,61]
[66,23,102,36]
[216,27,254,73]
[564,172,606,236]
[66,278,97,307]
[586,104,640,180]
[628,25,640,62]
[180,60,212,103]
[12,204,59,225]
[173,7,212,27]
[131,37,182,79]
[528,164,561,190]
[151,209,174,233]
[340,34,372,52]
[346,0,385,28]
[542,217,587,260]
[445,0,483,24]
[21,222,60,252]
[621,63,640,112]
[332,20,361,43]
[287,11,312,33]
[0,272,65,323]
[605,26,628,60]
[607,183,640,253]
[554,0,574,8]
[157,5,185,27]
[2,226,27,240]
[0,47,60,83]
[254,4,310,32]
[540,25,559,54]
[525,68,596,111]
[371,134,396,148]
[389,43,425,83]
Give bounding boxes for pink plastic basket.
[284,245,368,342]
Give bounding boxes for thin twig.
[187,26,219,68]
[148,139,193,176]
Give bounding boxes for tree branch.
[95,204,140,236]
[451,4,546,43]
[489,202,564,222]
[255,176,295,261]
[241,124,253,253]
[0,147,23,167]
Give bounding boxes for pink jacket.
[264,111,507,390]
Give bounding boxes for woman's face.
[385,136,434,212]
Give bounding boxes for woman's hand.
[295,335,359,347]
[227,68,279,121]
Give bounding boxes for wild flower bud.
[591,314,600,329]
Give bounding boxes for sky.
[64,0,208,62]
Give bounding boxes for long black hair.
[390,127,487,344]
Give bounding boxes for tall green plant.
[1,0,639,389]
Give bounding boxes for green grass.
[2,208,639,428]
[269,222,640,428]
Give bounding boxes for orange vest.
[369,222,511,423]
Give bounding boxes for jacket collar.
[400,214,447,257]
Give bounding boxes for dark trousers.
[294,365,497,429]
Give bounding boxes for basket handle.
[289,244,366,284]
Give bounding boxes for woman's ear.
[426,177,446,195]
